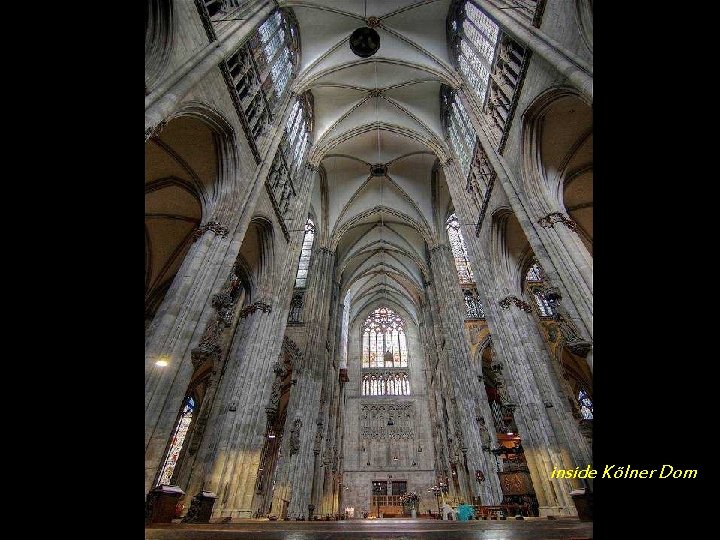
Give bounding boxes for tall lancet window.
[446,213,474,284]
[448,0,499,106]
[294,218,315,288]
[224,8,299,145]
[525,262,555,317]
[446,213,484,319]
[156,396,195,486]
[441,87,477,179]
[284,97,312,174]
[578,389,594,420]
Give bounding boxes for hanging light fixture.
[268,428,276,439]
[349,2,380,58]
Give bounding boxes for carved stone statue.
[289,417,303,456]
[477,415,491,451]
[266,362,289,420]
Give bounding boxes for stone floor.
[145,518,592,539]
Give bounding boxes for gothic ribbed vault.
[283,0,457,323]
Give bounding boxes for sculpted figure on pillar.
[289,417,303,456]
[475,408,491,451]
[266,360,290,419]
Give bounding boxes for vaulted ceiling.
[281,0,458,322]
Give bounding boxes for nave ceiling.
[282,0,458,322]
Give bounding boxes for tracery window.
[463,288,485,319]
[283,97,311,174]
[224,9,298,146]
[294,218,315,288]
[446,213,474,284]
[578,389,593,420]
[533,291,555,317]
[442,89,477,179]
[526,262,543,282]
[156,396,195,486]
[448,1,499,107]
[288,291,303,323]
[362,307,408,368]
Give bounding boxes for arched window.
[156,395,195,486]
[446,213,474,284]
[578,389,593,420]
[294,218,315,288]
[284,96,312,174]
[524,260,555,317]
[224,8,299,145]
[441,87,477,179]
[448,1,499,107]
[362,307,408,368]
[361,308,411,396]
[525,262,543,282]
[446,213,485,319]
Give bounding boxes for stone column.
[270,247,336,518]
[145,93,302,494]
[440,159,591,514]
[185,161,316,519]
[319,378,342,515]
[428,244,503,505]
[455,91,592,357]
[486,293,591,515]
[473,0,592,102]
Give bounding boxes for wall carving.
[360,402,415,440]
[265,360,290,420]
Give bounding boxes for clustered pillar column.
[428,243,503,505]
[270,247,336,518]
[441,158,591,515]
[185,162,316,518]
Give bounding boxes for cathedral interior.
[145,0,594,535]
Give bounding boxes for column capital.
[238,301,272,319]
[498,295,532,313]
[193,221,230,241]
[537,212,578,232]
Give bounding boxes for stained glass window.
[526,262,543,282]
[284,97,311,174]
[446,213,474,284]
[578,389,593,420]
[362,307,408,368]
[156,396,195,486]
[224,8,297,145]
[294,218,315,288]
[445,92,477,178]
[533,291,555,317]
[463,287,484,319]
[449,1,499,106]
